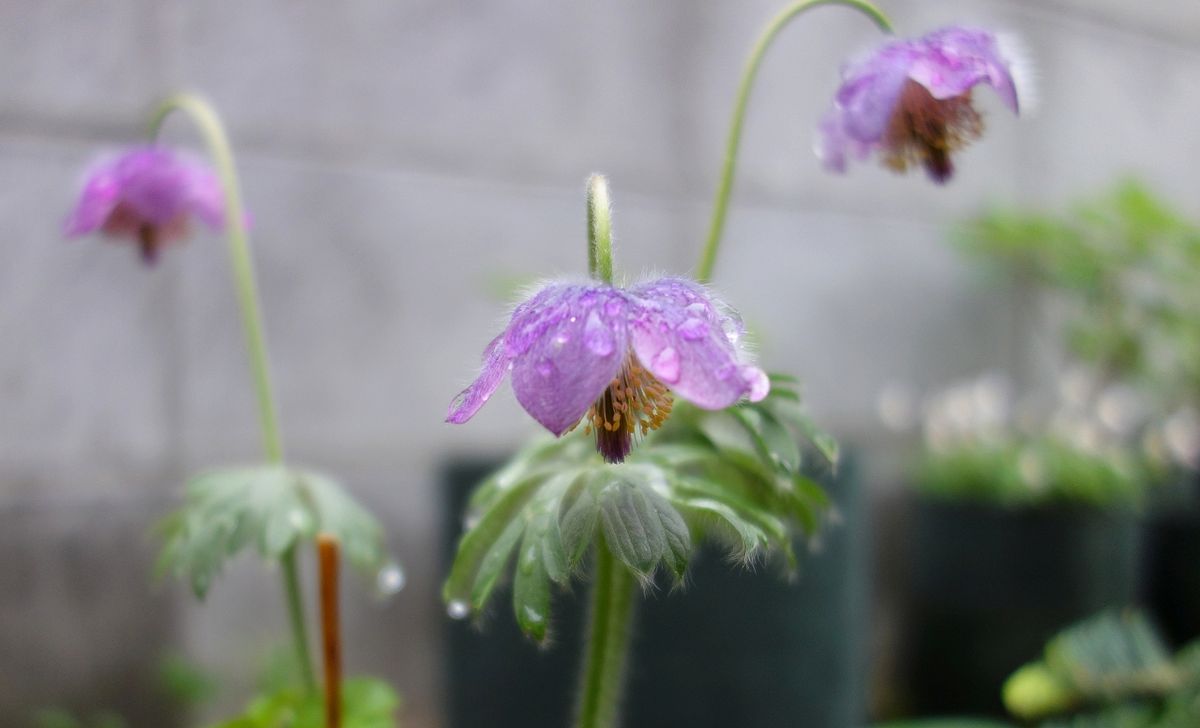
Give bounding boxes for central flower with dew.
[817,26,1030,183]
[448,277,769,463]
[65,145,225,264]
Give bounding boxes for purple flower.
[65,145,225,264]
[448,277,770,463]
[817,26,1029,183]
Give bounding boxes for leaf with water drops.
[156,465,386,599]
[513,516,552,642]
[442,373,836,641]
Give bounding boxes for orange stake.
[318,533,342,728]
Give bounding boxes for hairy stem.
[696,0,893,282]
[587,174,614,284]
[149,94,315,692]
[574,541,636,728]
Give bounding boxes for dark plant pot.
[1140,476,1200,647]
[902,497,1142,718]
[0,488,184,728]
[441,454,866,728]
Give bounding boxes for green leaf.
[644,485,691,579]
[468,513,525,611]
[443,470,547,611]
[599,480,668,576]
[560,484,600,570]
[208,676,400,728]
[674,496,769,558]
[156,466,385,600]
[513,517,552,642]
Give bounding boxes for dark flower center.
[578,354,673,464]
[883,79,984,183]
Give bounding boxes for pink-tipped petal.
[447,334,512,424]
[627,278,765,410]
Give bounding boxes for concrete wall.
[2,1,1198,726]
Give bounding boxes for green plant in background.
[956,180,1200,471]
[1003,610,1200,727]
[65,94,401,727]
[912,373,1151,508]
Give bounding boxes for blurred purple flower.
[448,277,769,463]
[65,145,225,264]
[817,26,1029,183]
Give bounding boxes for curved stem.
[587,174,614,284]
[149,94,284,463]
[696,0,893,282]
[149,94,315,693]
[574,541,636,728]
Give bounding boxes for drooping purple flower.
[817,26,1030,183]
[65,145,225,264]
[448,277,769,463]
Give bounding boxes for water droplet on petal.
[584,310,615,356]
[536,358,556,377]
[685,302,709,319]
[554,331,570,346]
[676,317,708,341]
[376,563,406,596]
[447,600,471,620]
[652,346,681,383]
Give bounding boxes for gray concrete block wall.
[2,2,1199,726]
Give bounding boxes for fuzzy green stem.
[587,174,614,284]
[574,541,636,728]
[696,0,893,282]
[149,94,316,693]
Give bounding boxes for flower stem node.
[447,278,768,463]
[818,26,1031,183]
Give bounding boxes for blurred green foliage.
[1003,610,1200,727]
[917,436,1145,509]
[211,677,401,728]
[956,180,1200,408]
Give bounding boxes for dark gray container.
[902,498,1142,717]
[441,454,867,728]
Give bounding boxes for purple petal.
[446,333,512,424]
[64,157,122,236]
[509,283,629,435]
[834,41,916,143]
[64,146,228,239]
[626,278,768,409]
[909,27,1020,114]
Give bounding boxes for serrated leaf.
[560,485,599,569]
[599,480,668,576]
[469,514,525,611]
[156,465,385,600]
[671,476,789,545]
[674,496,769,558]
[541,512,569,585]
[443,470,547,610]
[513,519,552,642]
[643,487,691,579]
